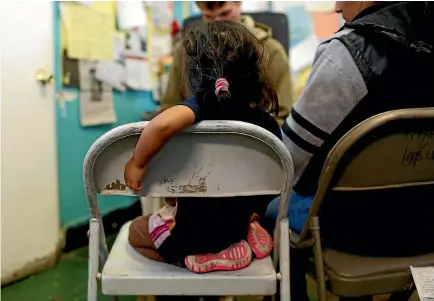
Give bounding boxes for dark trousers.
[289,248,310,301]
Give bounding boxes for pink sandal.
[247,221,273,259]
[185,240,252,273]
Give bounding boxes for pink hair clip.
[215,78,229,96]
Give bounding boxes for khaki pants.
[128,214,166,263]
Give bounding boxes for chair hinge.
[276,272,282,280]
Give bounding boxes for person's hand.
[124,157,146,191]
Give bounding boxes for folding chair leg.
[311,216,327,301]
[88,218,100,301]
[279,218,290,301]
[264,295,273,301]
[98,221,110,266]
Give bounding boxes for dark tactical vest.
[299,2,434,256]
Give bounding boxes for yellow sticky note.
[60,21,67,50]
[91,1,116,17]
[64,3,115,61]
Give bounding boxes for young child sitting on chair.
[125,20,283,273]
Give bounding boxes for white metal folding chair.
[83,120,294,301]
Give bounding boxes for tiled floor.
[1,236,135,301]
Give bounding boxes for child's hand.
[124,158,146,191]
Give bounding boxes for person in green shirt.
[162,1,293,125]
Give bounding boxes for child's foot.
[184,240,252,273]
[247,221,273,259]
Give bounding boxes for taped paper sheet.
[78,61,117,126]
[63,3,116,60]
[290,35,318,73]
[124,58,152,91]
[113,32,126,61]
[410,266,434,301]
[305,1,335,13]
[117,1,147,30]
[95,61,126,92]
[79,91,117,127]
[125,29,147,58]
[146,1,173,29]
[151,35,172,57]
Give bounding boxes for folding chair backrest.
[300,108,434,256]
[334,129,434,189]
[84,121,293,221]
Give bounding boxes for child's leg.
[128,214,165,262]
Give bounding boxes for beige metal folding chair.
[290,108,434,301]
[83,120,294,301]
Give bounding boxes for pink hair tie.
[215,78,229,96]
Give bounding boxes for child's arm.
[124,105,195,191]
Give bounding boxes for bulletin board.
[186,1,340,100]
[270,1,340,99]
[54,1,187,227]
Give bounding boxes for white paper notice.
[290,35,319,73]
[146,1,172,29]
[160,72,170,98]
[78,60,111,92]
[78,60,117,126]
[410,266,434,301]
[151,35,172,57]
[79,91,117,127]
[305,1,335,13]
[95,61,126,92]
[95,62,124,88]
[241,1,269,12]
[113,32,125,61]
[124,58,151,91]
[124,29,147,58]
[76,1,93,6]
[116,1,147,30]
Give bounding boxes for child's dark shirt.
[158,97,282,263]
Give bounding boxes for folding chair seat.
[289,108,434,301]
[322,248,434,297]
[83,121,294,300]
[101,221,277,296]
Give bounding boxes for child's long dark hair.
[183,21,279,115]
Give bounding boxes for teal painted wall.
[189,1,200,17]
[53,3,158,227]
[173,1,185,25]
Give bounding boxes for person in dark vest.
[264,2,434,301]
